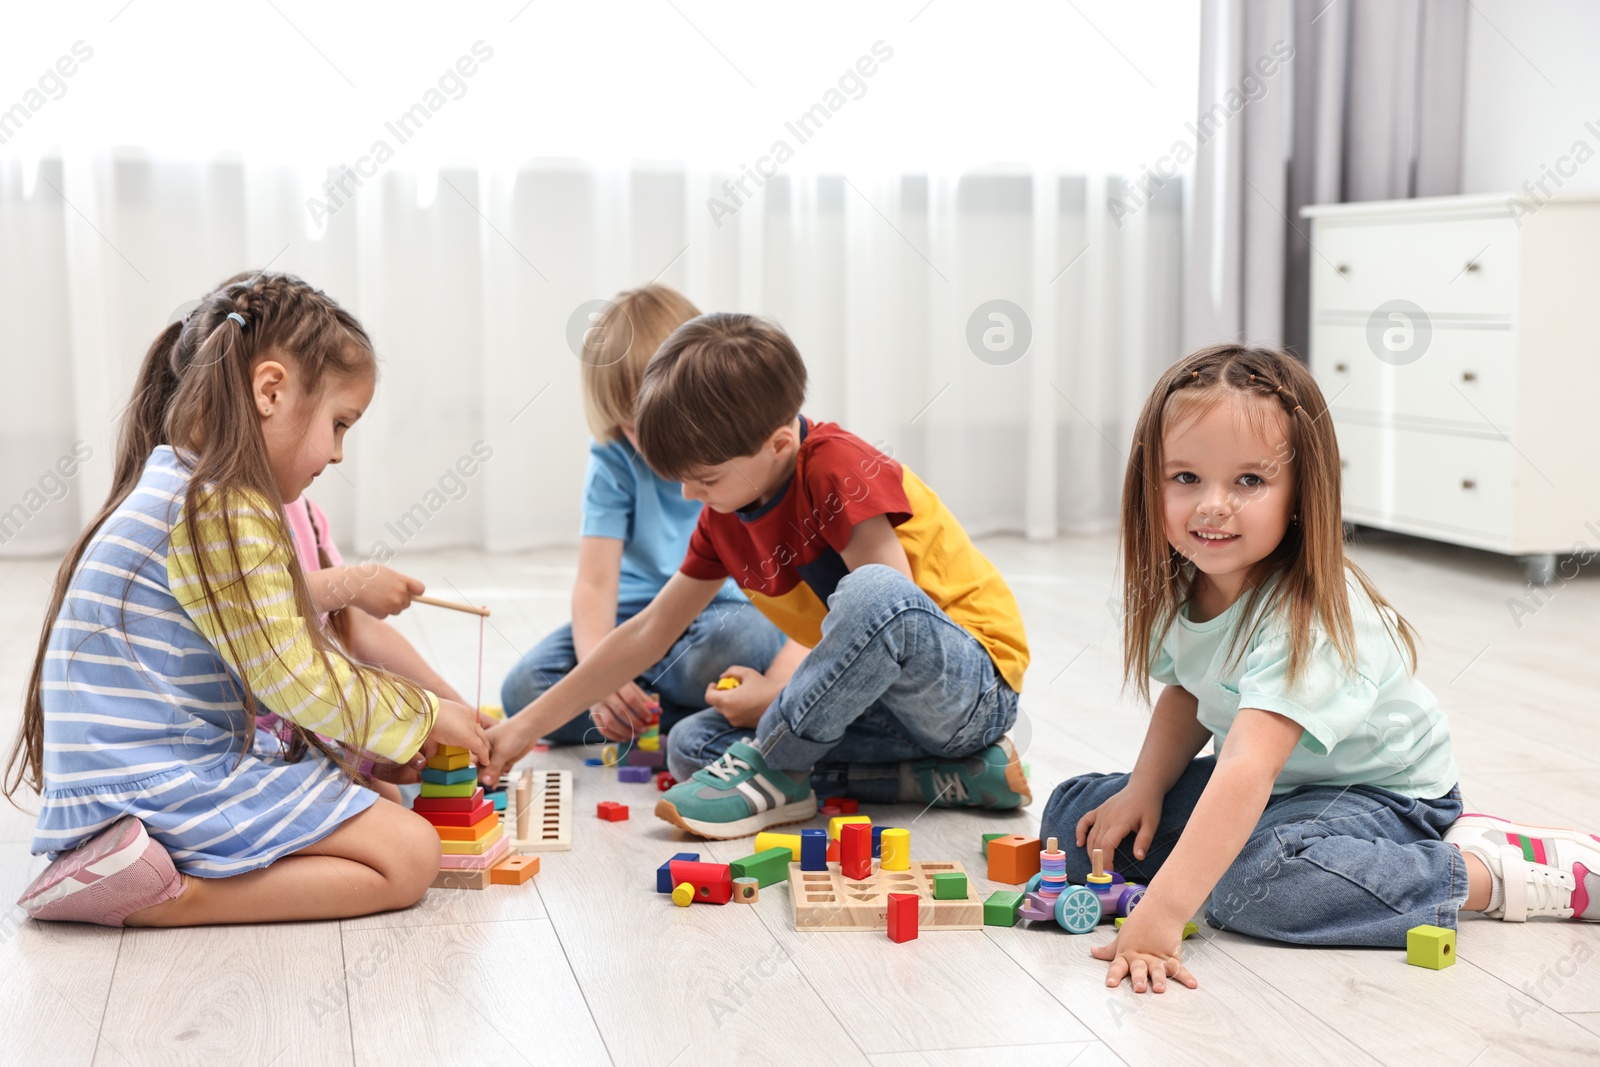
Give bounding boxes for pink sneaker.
[17,817,186,927]
[1446,813,1600,922]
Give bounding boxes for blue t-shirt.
[581,438,742,606]
[1150,570,1458,799]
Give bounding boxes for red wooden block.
[840,821,872,880]
[668,859,732,904]
[819,806,842,817]
[413,787,485,813]
[596,801,629,822]
[417,798,495,827]
[654,772,677,792]
[826,839,840,862]
[823,796,860,815]
[887,892,918,942]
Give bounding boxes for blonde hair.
[580,284,700,442]
[1120,343,1418,704]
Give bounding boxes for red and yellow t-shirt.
[678,417,1029,692]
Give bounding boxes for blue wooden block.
[871,825,885,858]
[656,851,701,893]
[800,828,829,871]
[421,765,477,786]
[583,757,604,766]
[486,788,507,812]
[617,766,652,783]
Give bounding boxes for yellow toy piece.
[672,882,695,907]
[715,676,740,690]
[601,744,620,767]
[1407,924,1456,969]
[827,814,871,840]
[480,704,505,721]
[639,735,660,752]
[754,831,801,860]
[879,828,910,871]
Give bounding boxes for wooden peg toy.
[733,877,760,903]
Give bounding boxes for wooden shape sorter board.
[508,769,572,852]
[787,860,982,931]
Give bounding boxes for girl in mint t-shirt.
[1042,343,1600,995]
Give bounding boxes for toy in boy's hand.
[715,676,741,690]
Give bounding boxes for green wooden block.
[983,889,1024,927]
[1406,924,1456,969]
[419,779,477,799]
[932,871,968,900]
[981,832,1007,857]
[421,765,476,786]
[730,847,793,888]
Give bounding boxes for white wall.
[1459,0,1600,196]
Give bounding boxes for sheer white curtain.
[0,1,1195,559]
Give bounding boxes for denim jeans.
[1040,756,1469,947]
[500,597,786,745]
[665,564,1020,802]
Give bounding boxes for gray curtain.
[1186,0,1469,357]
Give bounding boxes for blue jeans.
[1040,756,1469,947]
[666,565,1020,802]
[501,597,786,745]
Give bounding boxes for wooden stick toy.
[413,594,491,617]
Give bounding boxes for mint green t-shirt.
[1151,571,1458,799]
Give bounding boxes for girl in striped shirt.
[6,272,490,927]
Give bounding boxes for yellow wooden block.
[827,814,871,840]
[439,823,505,855]
[715,676,740,690]
[672,882,694,907]
[639,735,660,752]
[879,827,909,871]
[437,745,469,757]
[427,751,471,772]
[481,704,505,721]
[753,831,801,861]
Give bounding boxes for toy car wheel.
[1025,871,1042,893]
[1116,884,1146,918]
[1054,885,1102,933]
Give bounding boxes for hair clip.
[1190,370,1199,380]
[227,312,247,328]
[1293,405,1304,413]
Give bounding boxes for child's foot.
[1445,813,1600,922]
[901,736,1032,809]
[654,741,816,839]
[16,816,186,927]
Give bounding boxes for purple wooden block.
[625,748,666,768]
[617,766,652,783]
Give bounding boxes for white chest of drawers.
[1301,194,1600,583]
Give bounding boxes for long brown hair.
[1120,343,1417,703]
[5,271,427,798]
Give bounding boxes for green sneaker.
[908,736,1032,809]
[654,741,817,839]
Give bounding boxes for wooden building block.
[840,822,873,880]
[490,855,540,885]
[624,749,665,768]
[879,828,910,871]
[933,871,968,900]
[671,883,694,907]
[754,832,801,861]
[986,835,1042,884]
[733,877,759,903]
[421,765,477,786]
[596,801,629,821]
[984,890,1024,926]
[657,852,701,893]
[887,892,918,943]
[617,766,652,783]
[414,788,485,813]
[440,823,505,855]
[1407,924,1456,969]
[827,814,871,840]
[638,735,660,752]
[417,798,495,827]
[788,860,982,931]
[419,778,478,799]
[437,744,469,757]
[430,867,490,890]
[800,829,829,871]
[982,832,1007,856]
[654,772,677,792]
[669,859,732,904]
[434,813,501,842]
[427,751,471,772]
[730,847,792,888]
[510,769,573,853]
[439,836,512,869]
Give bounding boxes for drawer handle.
[1335,263,1350,275]
[1461,370,1477,382]
[1461,478,1476,491]
[1334,362,1349,374]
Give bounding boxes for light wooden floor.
[2,530,1598,1066]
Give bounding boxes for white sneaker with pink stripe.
[1446,813,1600,923]
[17,816,186,927]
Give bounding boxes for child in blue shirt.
[500,285,788,743]
[1043,343,1600,994]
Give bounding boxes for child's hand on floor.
[1075,778,1164,863]
[421,698,491,768]
[344,564,425,618]
[368,752,427,785]
[1089,908,1198,993]
[703,665,779,729]
[587,683,658,742]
